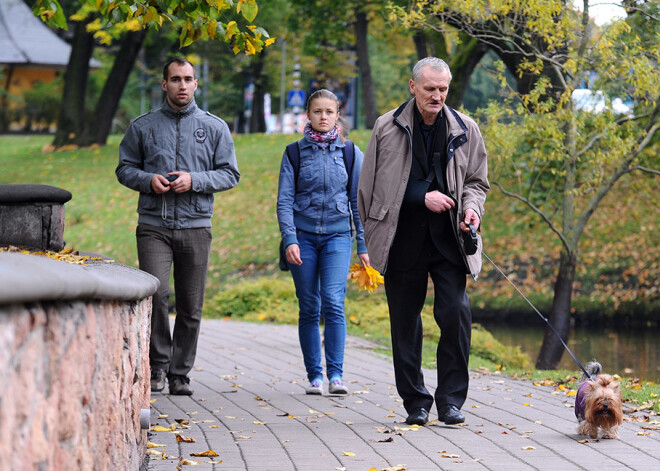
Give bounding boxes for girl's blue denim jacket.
[277,136,367,254]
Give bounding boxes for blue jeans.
[289,230,352,383]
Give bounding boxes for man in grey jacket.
[116,57,240,395]
[358,57,489,426]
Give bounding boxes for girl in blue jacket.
[277,89,369,395]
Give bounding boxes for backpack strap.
[343,140,355,192]
[285,141,300,184]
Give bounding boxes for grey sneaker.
[169,376,193,396]
[150,369,166,392]
[328,379,348,395]
[305,380,323,395]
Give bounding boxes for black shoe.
[150,369,166,392]
[169,376,193,396]
[438,404,464,424]
[405,407,429,425]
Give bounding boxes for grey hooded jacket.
[116,99,240,229]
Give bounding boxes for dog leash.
[481,251,592,380]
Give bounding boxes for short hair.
[163,57,195,80]
[306,89,339,112]
[412,57,452,82]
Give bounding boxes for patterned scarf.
[304,122,340,148]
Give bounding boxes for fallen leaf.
[342,451,355,456]
[178,459,200,465]
[151,424,175,432]
[253,421,267,425]
[176,435,195,443]
[440,453,460,458]
[147,441,166,448]
[521,446,535,450]
[191,450,219,457]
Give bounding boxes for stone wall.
[0,252,159,470]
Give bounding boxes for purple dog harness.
[574,380,590,421]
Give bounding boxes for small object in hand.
[166,174,178,182]
[349,264,384,292]
[463,223,478,255]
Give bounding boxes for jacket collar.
[161,98,198,118]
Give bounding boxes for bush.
[205,277,299,324]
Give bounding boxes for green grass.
[1,132,658,411]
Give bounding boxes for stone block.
[0,184,72,251]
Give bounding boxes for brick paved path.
[146,320,659,470]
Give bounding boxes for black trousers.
[384,232,472,416]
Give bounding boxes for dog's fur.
[574,361,623,439]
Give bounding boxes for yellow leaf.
[265,37,276,47]
[225,21,237,41]
[147,441,167,448]
[191,450,219,457]
[253,421,267,425]
[176,434,196,443]
[151,425,175,432]
[342,450,355,456]
[348,264,384,292]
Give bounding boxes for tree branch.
[630,166,660,176]
[492,181,572,253]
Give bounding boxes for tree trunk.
[446,35,488,108]
[1,66,14,133]
[535,250,577,369]
[249,49,267,133]
[413,30,428,59]
[53,19,95,147]
[354,9,378,129]
[78,30,147,146]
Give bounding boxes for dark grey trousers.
[137,224,212,379]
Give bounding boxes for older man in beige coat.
[358,57,489,426]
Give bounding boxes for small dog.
[574,361,623,439]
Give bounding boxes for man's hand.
[425,190,455,213]
[459,208,480,232]
[166,172,192,193]
[151,174,171,194]
[286,244,303,266]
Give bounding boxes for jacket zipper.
[174,113,181,225]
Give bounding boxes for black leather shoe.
[438,404,464,424]
[405,407,429,425]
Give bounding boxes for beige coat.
[357,99,490,278]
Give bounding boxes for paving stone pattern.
[147,320,659,471]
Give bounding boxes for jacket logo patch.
[194,128,207,143]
